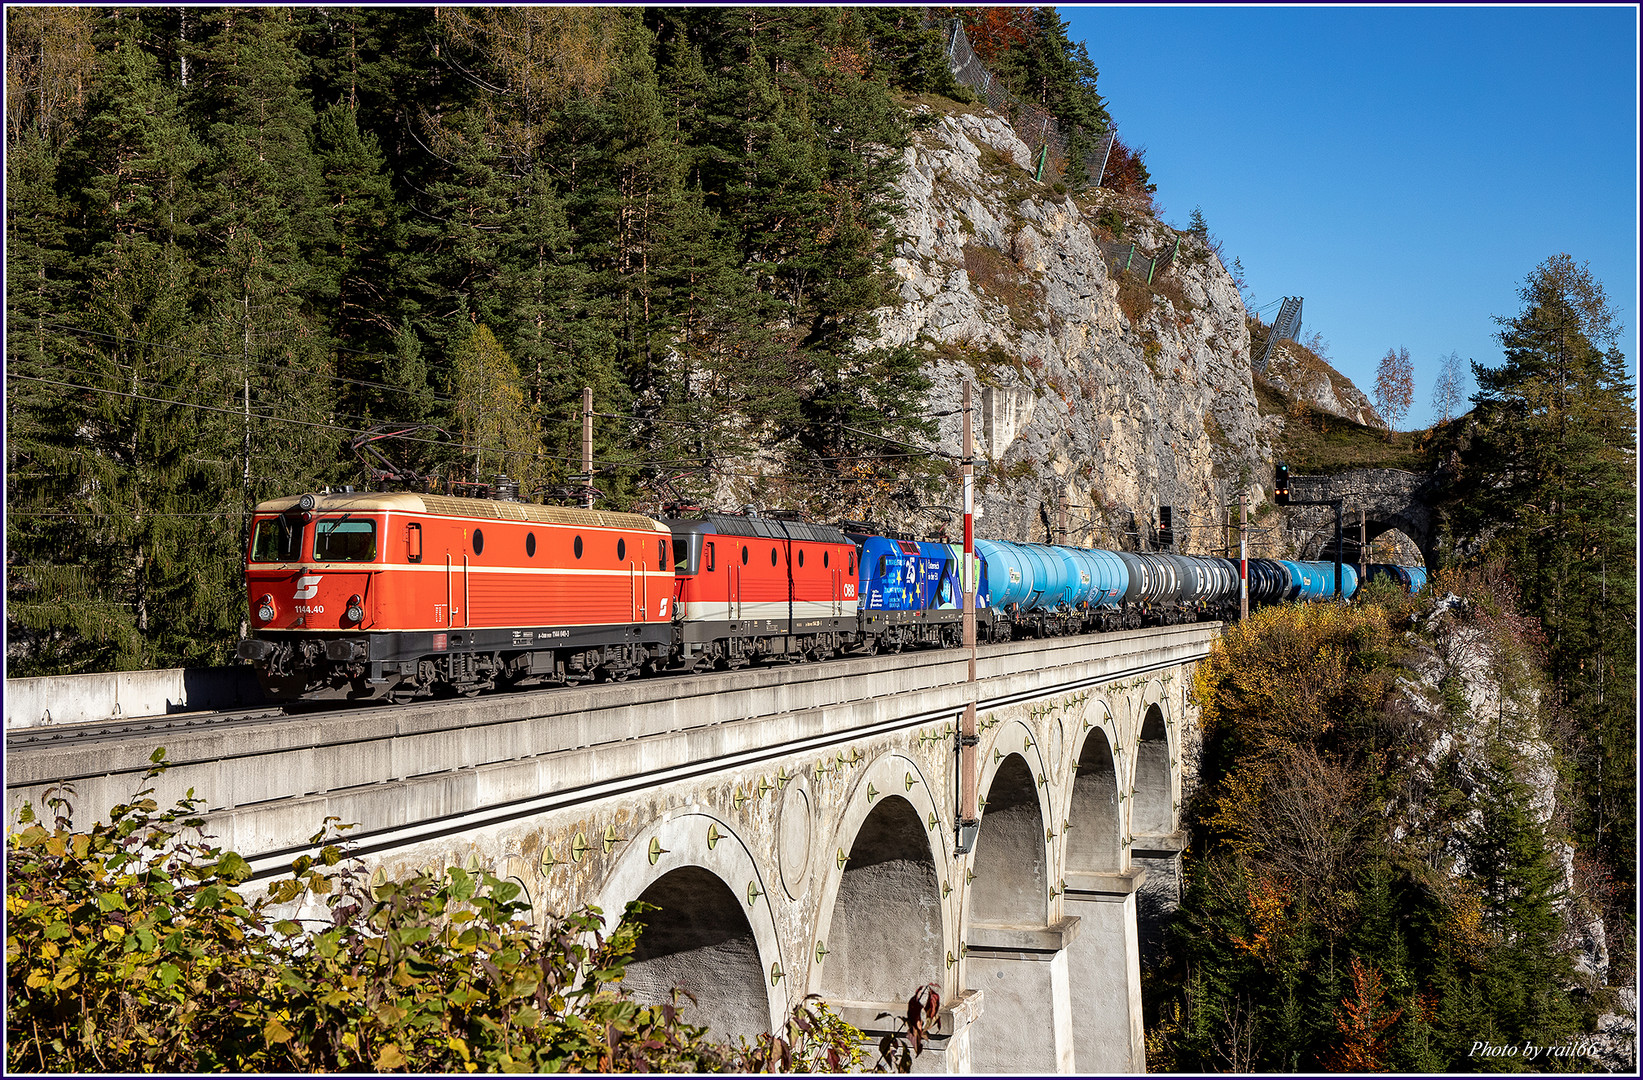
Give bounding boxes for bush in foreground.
[6,754,936,1072]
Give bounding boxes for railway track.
[4,704,293,749]
[3,638,979,757]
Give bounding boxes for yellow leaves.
[436,7,624,118]
[1227,872,1293,967]
[263,1017,295,1045]
[1442,882,1491,962]
[1197,602,1395,753]
[375,1042,407,1070]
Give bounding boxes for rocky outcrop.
[1393,594,1635,1070]
[867,108,1274,550]
[1261,340,1384,429]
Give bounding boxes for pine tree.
[1463,254,1637,903]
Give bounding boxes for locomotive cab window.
[250,515,302,562]
[313,518,376,562]
[672,534,697,575]
[705,542,715,571]
[406,523,423,563]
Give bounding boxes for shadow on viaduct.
[5,627,1214,1074]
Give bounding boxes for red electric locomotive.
[237,490,673,701]
[665,514,858,669]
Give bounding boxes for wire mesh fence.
[935,17,1115,189]
[932,15,1188,283]
[1096,236,1182,284]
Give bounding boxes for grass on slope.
[1256,378,1433,473]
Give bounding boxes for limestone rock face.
[1263,341,1385,429]
[868,108,1273,549]
[1394,595,1623,1030]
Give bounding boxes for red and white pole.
[1239,493,1248,620]
[959,383,979,849]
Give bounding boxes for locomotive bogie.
[241,492,674,699]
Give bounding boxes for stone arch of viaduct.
[359,669,1190,1073]
[1283,467,1444,568]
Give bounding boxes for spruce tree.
[17,29,227,672]
[1462,255,1637,905]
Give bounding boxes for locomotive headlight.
[345,595,364,623]
[298,493,317,511]
[256,594,276,622]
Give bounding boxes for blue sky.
[1059,4,1639,429]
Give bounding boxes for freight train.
[236,490,1424,703]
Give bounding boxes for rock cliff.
[869,107,1278,552]
[1261,339,1385,429]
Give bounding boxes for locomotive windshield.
[250,515,302,562]
[671,531,701,575]
[313,518,377,562]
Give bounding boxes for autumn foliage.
[4,756,933,1073]
[1145,587,1595,1071]
[1324,957,1405,1071]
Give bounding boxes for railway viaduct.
[5,625,1215,1073]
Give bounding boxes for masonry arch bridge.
[1283,467,1443,568]
[5,626,1214,1073]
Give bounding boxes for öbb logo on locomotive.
[237,489,1424,704]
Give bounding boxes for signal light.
[256,595,276,622]
[345,595,364,623]
[1274,463,1290,504]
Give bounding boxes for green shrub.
[6,753,933,1073]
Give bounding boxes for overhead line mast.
[958,383,980,854]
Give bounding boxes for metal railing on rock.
[936,17,1116,189]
